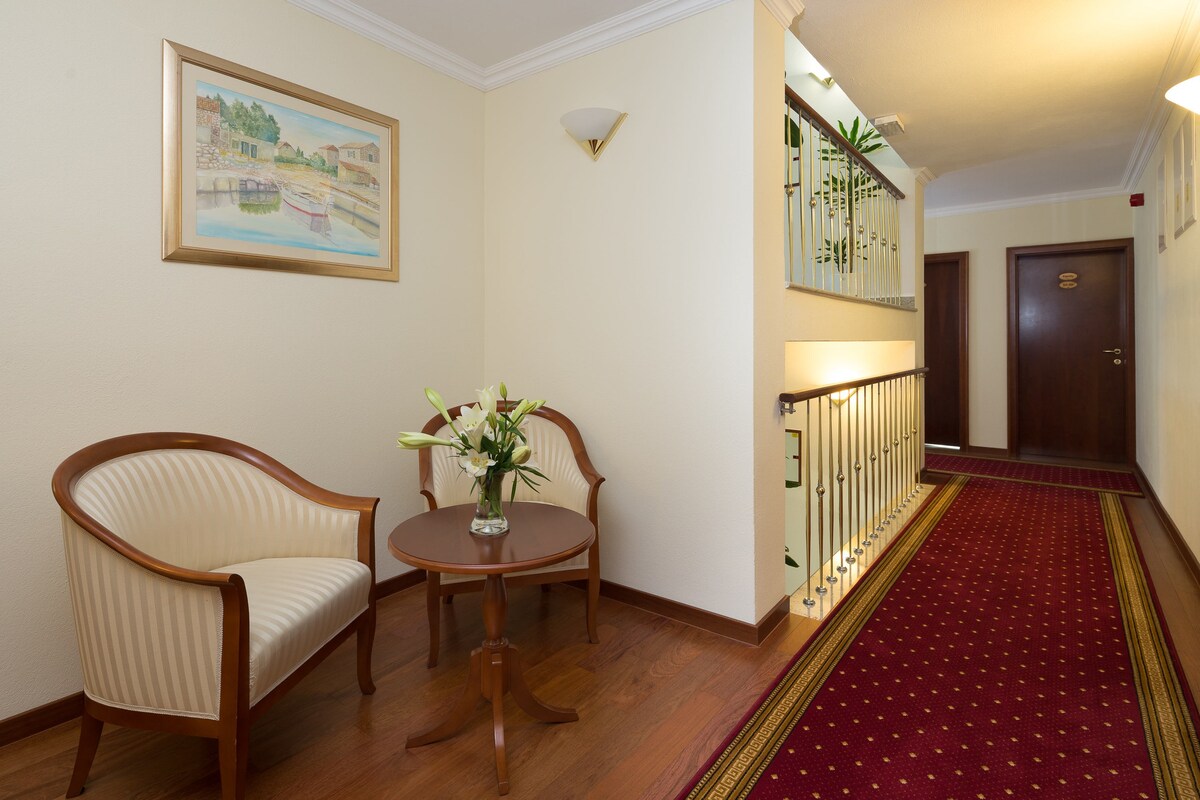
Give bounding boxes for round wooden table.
[388,502,596,796]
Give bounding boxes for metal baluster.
[852,385,863,559]
[892,378,902,515]
[871,382,882,538]
[785,105,793,284]
[881,379,892,525]
[836,393,847,574]
[826,396,838,586]
[802,399,816,607]
[814,398,827,596]
[811,117,820,292]
[915,372,924,496]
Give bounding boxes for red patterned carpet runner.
[924,453,1142,495]
[681,476,1200,800]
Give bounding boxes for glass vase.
[470,471,509,535]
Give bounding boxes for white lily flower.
[457,404,492,437]
[477,385,498,415]
[459,450,495,478]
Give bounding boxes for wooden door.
[1007,240,1134,463]
[924,252,969,447]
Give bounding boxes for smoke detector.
[870,114,905,137]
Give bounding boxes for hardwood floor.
[0,585,819,800]
[1,490,1196,800]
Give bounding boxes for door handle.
[1103,348,1122,355]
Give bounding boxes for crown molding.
[1122,0,1200,190]
[483,0,733,90]
[290,0,735,92]
[924,185,1127,219]
[759,0,805,29]
[288,0,488,89]
[914,167,937,187]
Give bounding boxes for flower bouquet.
[397,383,549,535]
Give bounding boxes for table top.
[388,502,595,575]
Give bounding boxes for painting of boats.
[164,41,397,281]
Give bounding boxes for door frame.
[1005,238,1135,463]
[923,251,970,449]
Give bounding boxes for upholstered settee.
[52,432,378,800]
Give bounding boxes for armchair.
[52,432,378,800]
[419,403,604,667]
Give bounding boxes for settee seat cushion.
[214,557,371,705]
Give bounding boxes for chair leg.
[426,572,442,668]
[65,705,103,797]
[586,543,600,644]
[357,606,376,695]
[218,719,249,800]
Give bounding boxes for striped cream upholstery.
[428,414,592,583]
[213,558,370,705]
[62,515,224,719]
[73,450,360,571]
[55,433,378,800]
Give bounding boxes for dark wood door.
[1008,241,1133,463]
[924,253,968,447]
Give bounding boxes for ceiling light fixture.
[1166,76,1200,113]
[870,114,905,137]
[560,107,627,161]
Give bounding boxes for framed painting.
[163,41,398,281]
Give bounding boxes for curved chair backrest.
[54,433,361,572]
[418,403,602,523]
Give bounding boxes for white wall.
[1132,99,1200,564]
[924,195,1133,448]
[483,1,760,622]
[0,0,484,720]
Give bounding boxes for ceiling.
[295,0,1200,213]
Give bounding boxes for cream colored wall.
[924,195,1133,448]
[752,2,788,621]
[1132,103,1200,564]
[0,0,484,720]
[483,1,760,622]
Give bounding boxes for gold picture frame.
[163,40,398,281]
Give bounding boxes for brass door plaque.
[1059,281,1078,289]
[1058,272,1078,280]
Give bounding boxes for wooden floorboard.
[1,489,1196,799]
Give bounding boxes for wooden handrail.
[785,85,905,200]
[779,366,928,405]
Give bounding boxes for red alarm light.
[1130,193,1145,207]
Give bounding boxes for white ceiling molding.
[289,0,735,92]
[483,0,733,89]
[1121,0,1200,190]
[760,0,806,30]
[925,185,1128,219]
[288,0,489,89]
[914,167,937,186]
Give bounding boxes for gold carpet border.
[684,476,968,800]
[926,452,1139,474]
[1101,492,1200,800]
[925,467,1143,496]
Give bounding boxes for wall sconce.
[809,68,835,88]
[830,388,856,406]
[560,107,627,161]
[1167,76,1200,114]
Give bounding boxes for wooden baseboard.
[376,569,427,598]
[0,692,82,748]
[576,580,789,646]
[1134,464,1200,585]
[965,445,1009,458]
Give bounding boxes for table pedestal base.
[406,641,578,795]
